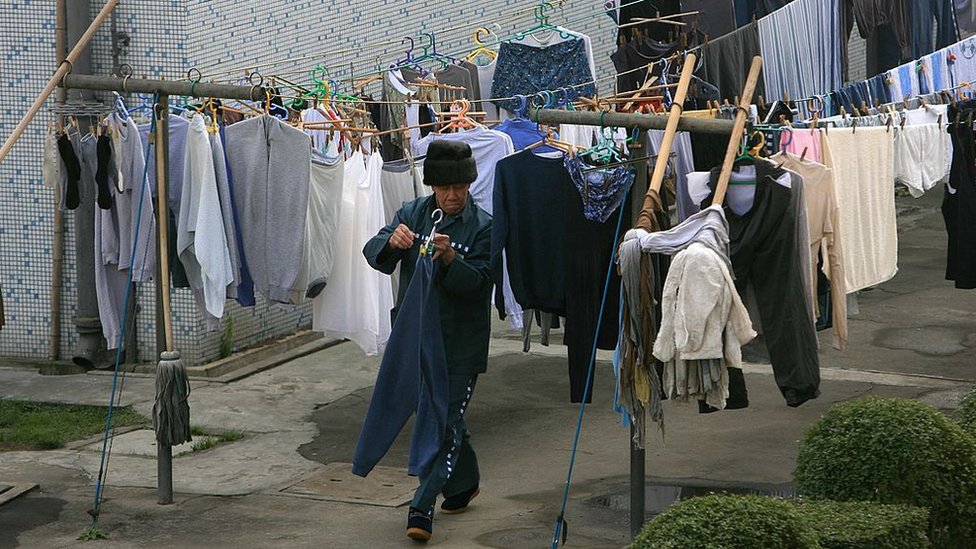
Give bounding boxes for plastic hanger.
[465,26,500,66]
[514,3,577,41]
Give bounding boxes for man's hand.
[387,223,415,250]
[431,233,456,265]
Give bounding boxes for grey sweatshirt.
[224,115,311,304]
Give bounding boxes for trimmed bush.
[794,500,930,549]
[957,387,976,439]
[794,397,976,548]
[631,493,819,549]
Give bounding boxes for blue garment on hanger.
[494,118,556,152]
[491,39,596,114]
[352,255,449,478]
[220,125,256,307]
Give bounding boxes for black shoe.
[406,507,432,542]
[440,485,480,515]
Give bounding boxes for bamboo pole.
[630,53,696,231]
[712,56,764,207]
[0,0,118,166]
[154,96,174,352]
[649,53,696,194]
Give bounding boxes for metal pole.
[531,107,735,135]
[66,0,103,370]
[630,424,646,537]
[62,74,266,101]
[155,94,173,506]
[49,0,67,361]
[628,131,650,539]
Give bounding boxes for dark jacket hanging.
[704,161,821,407]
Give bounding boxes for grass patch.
[77,525,110,541]
[0,400,148,452]
[188,426,244,453]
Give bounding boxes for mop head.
[152,350,192,446]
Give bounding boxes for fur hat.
[423,140,478,186]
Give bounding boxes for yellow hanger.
[465,27,498,65]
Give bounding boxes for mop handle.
[419,208,444,256]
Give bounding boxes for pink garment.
[781,128,822,163]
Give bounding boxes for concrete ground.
[1,191,975,549]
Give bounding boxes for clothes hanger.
[465,26,499,66]
[438,99,481,133]
[514,3,576,41]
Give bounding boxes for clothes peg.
[861,100,869,113]
[852,106,861,117]
[886,115,893,133]
[840,105,847,119]
[784,89,791,104]
[800,146,808,162]
[900,114,906,130]
[851,118,857,134]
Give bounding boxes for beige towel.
[821,126,898,292]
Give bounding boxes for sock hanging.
[57,134,81,210]
[95,135,114,209]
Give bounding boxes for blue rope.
[91,95,159,522]
[550,187,630,548]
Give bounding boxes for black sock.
[56,135,81,210]
[95,135,113,209]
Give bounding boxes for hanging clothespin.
[852,106,861,117]
[840,105,847,119]
[900,113,907,130]
[851,118,857,134]
[800,146,808,162]
[902,95,909,111]
[861,100,869,114]
[784,89,791,104]
[886,114,893,133]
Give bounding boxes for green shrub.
[794,397,976,548]
[957,387,976,439]
[794,500,930,549]
[631,493,819,549]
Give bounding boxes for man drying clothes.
[361,140,492,542]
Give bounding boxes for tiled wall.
[0,0,621,365]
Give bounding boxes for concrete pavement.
[1,191,974,548]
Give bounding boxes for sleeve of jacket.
[363,208,408,275]
[490,162,509,317]
[441,223,492,300]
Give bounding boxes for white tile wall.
[0,0,622,365]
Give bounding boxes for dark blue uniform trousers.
[352,257,449,480]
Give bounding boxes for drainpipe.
[67,0,102,369]
[49,0,66,361]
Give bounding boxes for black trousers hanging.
[564,182,631,404]
[943,105,976,289]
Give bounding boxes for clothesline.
[760,32,976,122]
[249,55,675,109]
[250,0,661,86]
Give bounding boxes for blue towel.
[352,255,449,478]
